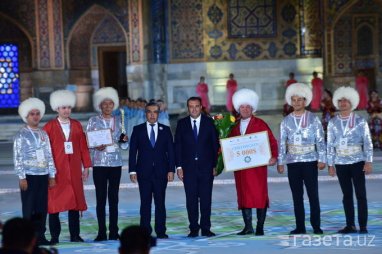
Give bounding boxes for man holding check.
[277,83,326,235]
[228,88,278,236]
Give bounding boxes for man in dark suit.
[129,102,175,239]
[175,97,219,237]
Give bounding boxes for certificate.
[86,129,113,148]
[220,131,271,172]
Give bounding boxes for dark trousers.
[183,172,214,232]
[287,161,321,230]
[21,174,49,241]
[336,161,368,228]
[49,210,80,240]
[93,166,122,237]
[138,177,168,235]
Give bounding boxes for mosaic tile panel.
[208,29,223,39]
[0,16,32,70]
[152,0,167,63]
[282,28,297,39]
[53,0,64,68]
[35,0,64,69]
[202,0,299,61]
[300,0,322,56]
[0,0,36,36]
[62,0,129,37]
[331,1,382,75]
[208,4,224,24]
[333,16,352,74]
[268,42,278,57]
[92,15,126,44]
[242,43,262,58]
[36,0,50,68]
[170,0,204,60]
[282,3,297,23]
[228,0,276,38]
[129,0,142,63]
[69,5,107,69]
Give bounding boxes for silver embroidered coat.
[13,127,56,179]
[86,115,128,167]
[327,113,373,166]
[278,111,326,165]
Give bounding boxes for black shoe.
[359,227,368,234]
[94,235,107,241]
[50,238,59,245]
[70,236,84,242]
[187,230,199,237]
[38,238,53,246]
[237,227,254,235]
[109,234,120,240]
[255,227,264,236]
[201,230,216,237]
[157,234,169,239]
[290,228,307,235]
[313,228,323,235]
[337,226,357,234]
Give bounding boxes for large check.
[86,129,113,148]
[220,131,271,172]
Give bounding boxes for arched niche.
[67,5,128,71]
[0,12,33,71]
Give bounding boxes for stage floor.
[1,170,381,254]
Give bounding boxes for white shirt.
[58,119,70,141]
[146,122,158,141]
[240,118,250,135]
[190,115,201,135]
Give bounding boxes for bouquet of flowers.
[213,113,236,175]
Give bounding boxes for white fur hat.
[232,88,259,113]
[50,90,76,111]
[93,87,119,112]
[18,97,45,123]
[285,83,312,106]
[332,86,359,111]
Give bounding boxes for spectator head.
[1,217,37,253]
[119,225,155,254]
[289,72,295,79]
[312,71,318,77]
[229,73,234,79]
[156,99,167,111]
[200,76,205,82]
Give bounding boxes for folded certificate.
[86,129,113,148]
[220,131,271,172]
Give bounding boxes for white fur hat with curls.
[285,83,312,106]
[93,87,119,112]
[232,88,259,113]
[332,86,359,111]
[18,97,45,123]
[50,90,76,111]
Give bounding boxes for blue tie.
[150,124,155,147]
[193,120,198,141]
